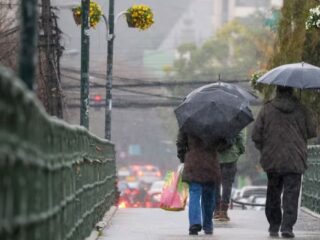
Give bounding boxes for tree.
[0,1,65,119]
[170,14,275,84]
[254,0,320,136]
[0,3,19,70]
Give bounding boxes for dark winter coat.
[252,95,316,174]
[176,131,221,184]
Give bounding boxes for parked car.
[248,195,266,210]
[117,167,130,181]
[148,180,164,195]
[238,186,267,199]
[145,180,164,208]
[231,185,267,210]
[136,165,162,184]
[118,181,144,208]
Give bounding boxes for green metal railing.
[0,65,116,240]
[302,145,320,215]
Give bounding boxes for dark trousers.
[266,172,302,233]
[215,162,237,204]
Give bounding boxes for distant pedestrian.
[214,132,245,221]
[252,86,316,238]
[176,130,221,235]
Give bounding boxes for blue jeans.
[189,182,216,232]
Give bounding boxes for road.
[99,208,320,240]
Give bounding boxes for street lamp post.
[80,0,90,128]
[19,0,38,90]
[105,0,115,140]
[102,3,153,140]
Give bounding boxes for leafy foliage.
[255,0,320,135]
[170,14,275,82]
[72,1,103,28]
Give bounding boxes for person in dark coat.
[252,86,316,238]
[177,130,221,235]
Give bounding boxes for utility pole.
[80,0,90,128]
[105,0,115,140]
[39,0,64,118]
[19,0,38,90]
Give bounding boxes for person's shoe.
[219,203,230,221]
[213,210,221,220]
[189,224,202,235]
[219,210,230,221]
[281,231,295,238]
[269,231,279,237]
[204,230,213,235]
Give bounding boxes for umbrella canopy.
[174,89,254,144]
[186,82,257,102]
[257,62,320,89]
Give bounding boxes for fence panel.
[302,145,320,215]
[0,66,116,240]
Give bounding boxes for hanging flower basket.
[126,4,154,30]
[72,1,102,28]
[306,5,320,30]
[72,8,82,25]
[126,13,135,28]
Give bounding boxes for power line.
[66,98,261,109]
[61,77,250,89]
[61,66,251,82]
[114,88,184,100]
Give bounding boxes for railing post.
[105,0,115,140]
[19,0,38,90]
[80,0,90,128]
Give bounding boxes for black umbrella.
[174,89,254,144]
[186,82,257,103]
[257,62,320,89]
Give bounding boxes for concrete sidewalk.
[99,208,320,240]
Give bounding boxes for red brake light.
[94,95,102,101]
[118,201,127,208]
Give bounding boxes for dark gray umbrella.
[257,62,320,89]
[186,82,257,103]
[174,89,254,144]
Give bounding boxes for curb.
[301,207,320,219]
[85,206,118,240]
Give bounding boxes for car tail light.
[118,201,127,208]
[145,165,153,170]
[156,171,161,177]
[145,202,152,208]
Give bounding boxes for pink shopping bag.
[160,165,188,211]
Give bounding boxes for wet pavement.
[99,208,320,240]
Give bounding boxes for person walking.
[176,130,221,235]
[214,132,245,221]
[252,86,316,238]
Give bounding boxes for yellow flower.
[72,1,102,29]
[127,4,154,30]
